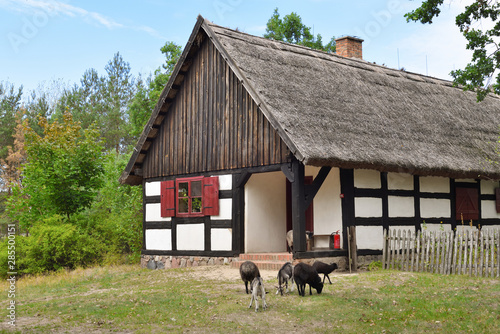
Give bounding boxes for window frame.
[175,176,205,217]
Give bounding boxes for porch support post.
[291,158,307,253]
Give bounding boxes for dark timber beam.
[304,166,331,209]
[281,163,294,183]
[291,159,306,254]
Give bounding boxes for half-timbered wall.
[142,36,289,179]
[143,174,233,255]
[340,169,500,252]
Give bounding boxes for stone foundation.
[141,253,382,271]
[141,255,235,270]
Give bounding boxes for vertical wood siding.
[143,37,289,178]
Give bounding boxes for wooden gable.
[141,33,290,179]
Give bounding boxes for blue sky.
[1,0,473,95]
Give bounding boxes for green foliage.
[368,260,383,271]
[264,8,336,52]
[84,153,143,259]
[0,82,22,160]
[0,216,103,277]
[8,112,105,227]
[405,0,500,101]
[55,53,136,152]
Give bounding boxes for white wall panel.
[420,198,451,218]
[211,228,232,251]
[177,224,204,251]
[211,199,232,220]
[145,203,171,222]
[217,174,233,191]
[245,172,286,253]
[355,197,383,217]
[481,200,500,219]
[480,180,499,195]
[387,172,413,190]
[420,176,450,193]
[354,169,381,189]
[145,181,161,197]
[145,229,171,251]
[357,226,383,250]
[388,196,414,217]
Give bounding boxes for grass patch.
[0,265,498,333]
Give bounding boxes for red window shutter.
[456,187,479,221]
[496,188,500,213]
[203,177,219,216]
[161,180,175,217]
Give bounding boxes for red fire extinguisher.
[330,231,341,249]
[333,230,341,249]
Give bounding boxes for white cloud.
[0,0,164,38]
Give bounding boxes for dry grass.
[0,264,499,333]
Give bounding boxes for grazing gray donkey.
[249,277,267,312]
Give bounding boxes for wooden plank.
[382,229,387,269]
[391,229,396,270]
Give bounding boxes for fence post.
[480,230,485,277]
[495,230,500,277]
[389,229,394,270]
[489,229,495,278]
[410,230,415,272]
[415,230,422,271]
[462,230,468,275]
[383,229,387,269]
[469,231,474,276]
[452,230,458,274]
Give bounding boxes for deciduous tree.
[405,0,500,101]
[264,8,336,53]
[9,112,105,227]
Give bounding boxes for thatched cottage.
[120,16,500,269]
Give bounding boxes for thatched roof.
[121,16,500,184]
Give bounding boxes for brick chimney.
[335,36,364,59]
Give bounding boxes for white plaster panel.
[421,223,452,233]
[356,226,384,250]
[145,229,171,251]
[354,169,381,189]
[481,200,500,219]
[245,172,287,253]
[420,198,451,218]
[387,172,413,190]
[211,198,232,220]
[455,178,476,183]
[216,174,233,191]
[177,224,204,251]
[145,181,161,197]
[420,176,450,193]
[211,228,232,251]
[388,196,414,217]
[145,203,171,222]
[480,180,499,195]
[306,166,343,235]
[355,197,383,217]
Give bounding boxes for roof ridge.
[207,20,500,98]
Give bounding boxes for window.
[161,176,219,218]
[177,177,203,217]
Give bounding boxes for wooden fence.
[383,229,500,277]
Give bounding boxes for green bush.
[0,216,104,277]
[26,222,104,274]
